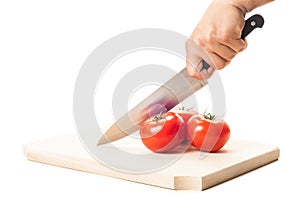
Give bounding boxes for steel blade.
[97,68,207,145]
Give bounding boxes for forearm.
[219,0,274,13]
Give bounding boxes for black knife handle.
[241,14,264,39]
[201,14,264,74]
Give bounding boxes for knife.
[97,14,264,146]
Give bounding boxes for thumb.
[185,39,215,80]
[186,56,215,80]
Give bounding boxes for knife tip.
[96,136,110,146]
[96,123,136,146]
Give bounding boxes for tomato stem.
[187,107,195,111]
[153,114,163,120]
[177,106,185,111]
[152,109,165,121]
[203,109,216,120]
[177,105,194,111]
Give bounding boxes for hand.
[186,0,247,80]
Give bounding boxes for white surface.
[0,0,299,198]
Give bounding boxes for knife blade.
[97,14,264,146]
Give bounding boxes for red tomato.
[187,115,230,152]
[171,108,198,125]
[140,112,185,152]
[170,107,198,143]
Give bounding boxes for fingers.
[222,38,248,53]
[211,38,247,59]
[206,52,230,70]
[197,35,247,70]
[185,26,248,79]
[212,43,237,61]
[185,36,248,79]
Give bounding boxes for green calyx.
[153,114,163,121]
[203,109,216,120]
[177,106,194,111]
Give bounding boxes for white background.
[1,0,299,198]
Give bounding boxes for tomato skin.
[170,109,198,143]
[140,112,185,153]
[187,115,230,152]
[176,110,198,125]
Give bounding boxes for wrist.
[216,0,274,13]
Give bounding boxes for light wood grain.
[23,134,279,190]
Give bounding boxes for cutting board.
[23,134,279,190]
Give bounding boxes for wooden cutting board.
[23,134,279,190]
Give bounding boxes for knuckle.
[215,60,229,70]
[220,33,230,43]
[227,53,235,60]
[205,32,215,45]
[196,36,206,47]
[186,67,197,77]
[197,32,215,47]
[219,29,232,43]
[185,39,193,50]
[238,45,246,52]
[238,41,248,52]
[243,42,248,50]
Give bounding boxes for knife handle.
[201,14,264,75]
[241,14,264,39]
